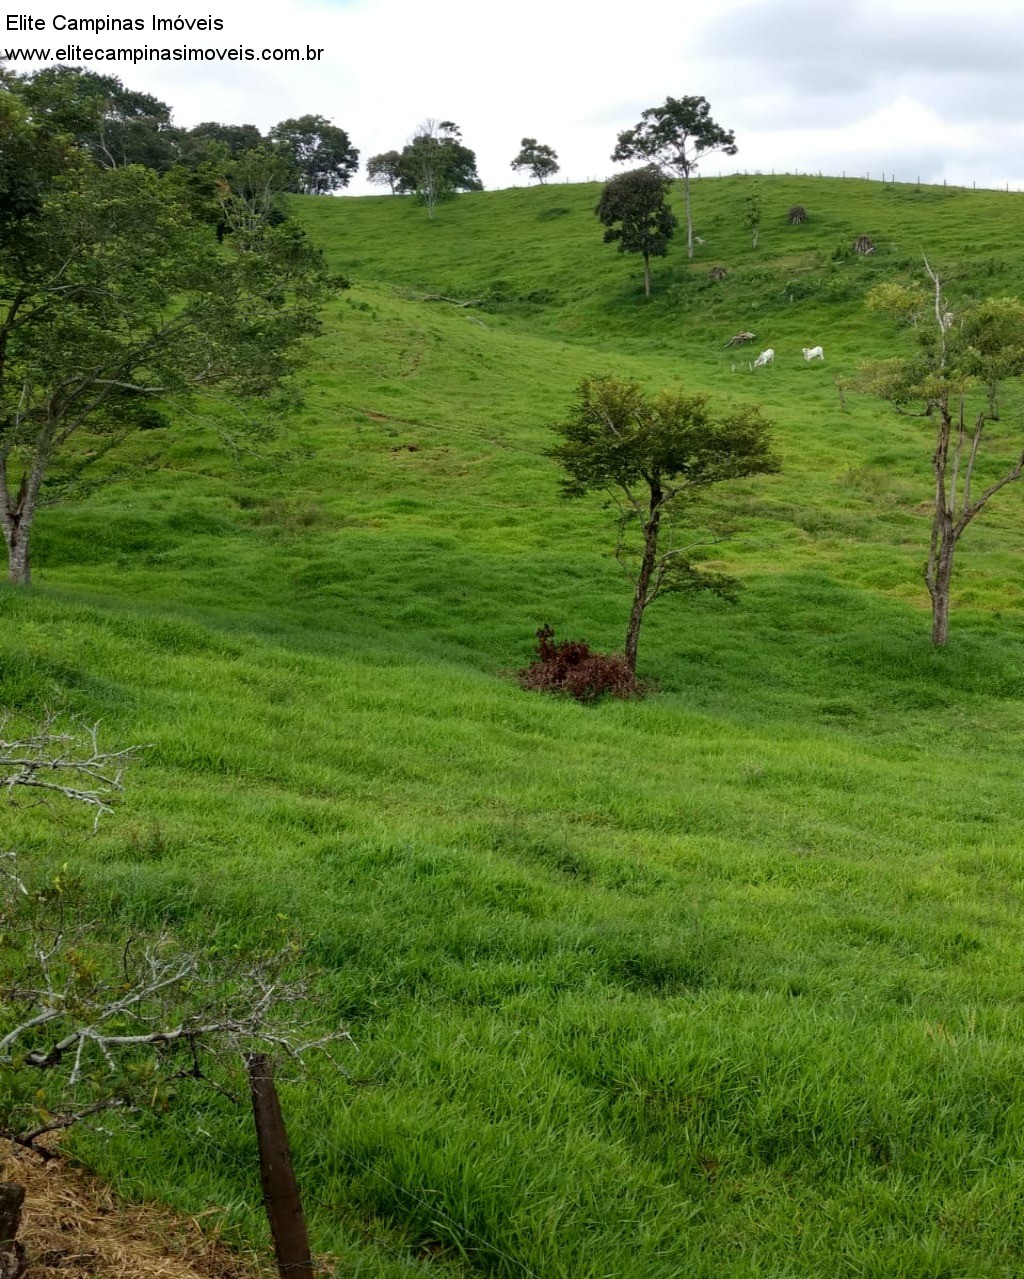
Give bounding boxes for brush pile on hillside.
[518,625,642,701]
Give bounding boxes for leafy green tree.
[550,376,779,672]
[397,120,482,217]
[220,145,297,237]
[11,65,178,170]
[0,145,337,586]
[269,113,358,194]
[612,95,737,259]
[744,179,762,249]
[0,88,72,234]
[866,261,1024,646]
[366,150,404,193]
[510,137,559,184]
[186,120,265,158]
[595,167,677,298]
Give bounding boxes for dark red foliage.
[518,625,642,703]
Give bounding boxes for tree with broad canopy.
[549,376,779,673]
[268,113,358,194]
[510,138,560,184]
[396,120,482,218]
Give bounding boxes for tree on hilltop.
[596,166,677,298]
[510,137,560,184]
[367,149,404,193]
[612,95,737,259]
[396,120,482,218]
[866,260,1024,646]
[186,119,265,157]
[269,113,358,193]
[550,376,779,672]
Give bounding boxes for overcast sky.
[7,0,1024,194]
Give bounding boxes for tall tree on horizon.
[510,137,560,184]
[397,120,482,218]
[269,114,358,194]
[612,95,737,259]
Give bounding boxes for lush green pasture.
[3,175,1024,1277]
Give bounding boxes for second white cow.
[802,345,824,361]
[752,348,775,368]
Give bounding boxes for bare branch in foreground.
[0,860,351,1154]
[0,714,147,827]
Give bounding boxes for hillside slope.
[2,176,1024,1278]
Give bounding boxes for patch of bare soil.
[1,1142,271,1279]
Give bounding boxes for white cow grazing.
[751,348,775,368]
[802,345,825,361]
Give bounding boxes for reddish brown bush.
[518,625,642,703]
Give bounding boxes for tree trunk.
[1,511,33,588]
[623,496,661,673]
[642,253,651,298]
[926,522,956,647]
[1,445,46,587]
[683,174,694,259]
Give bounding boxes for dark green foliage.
[612,94,737,258]
[551,375,777,668]
[186,120,265,158]
[552,376,778,499]
[0,88,72,233]
[510,137,560,184]
[269,114,358,194]
[518,624,641,701]
[10,64,178,170]
[0,156,337,583]
[595,167,677,297]
[366,150,404,194]
[395,121,482,217]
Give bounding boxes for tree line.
[0,66,344,589]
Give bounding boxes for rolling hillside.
[3,175,1024,1278]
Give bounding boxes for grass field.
[3,174,1024,1278]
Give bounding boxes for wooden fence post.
[246,1053,315,1279]
[0,1183,25,1279]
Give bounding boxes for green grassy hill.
[3,175,1024,1278]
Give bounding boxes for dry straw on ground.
[1,1142,270,1279]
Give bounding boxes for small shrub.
[788,205,807,225]
[518,625,642,703]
